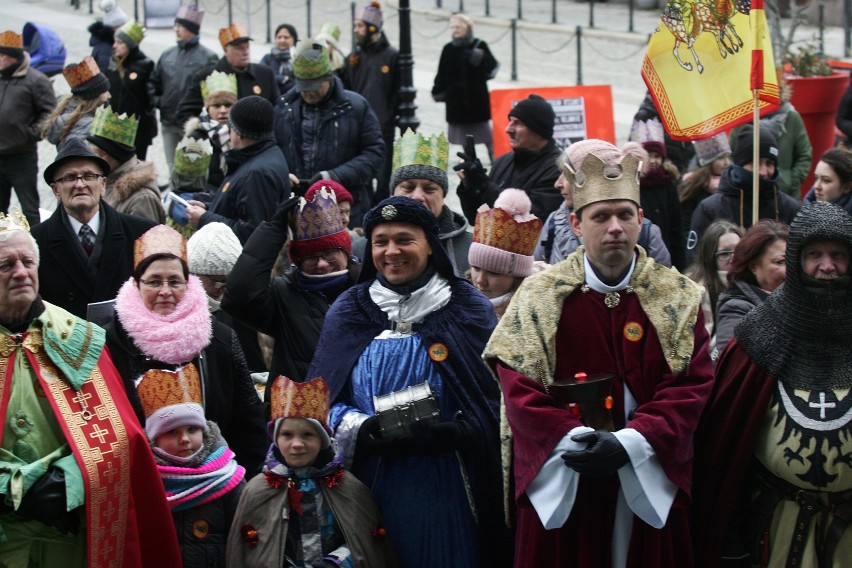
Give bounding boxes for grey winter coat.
[714,279,767,359]
[151,36,219,126]
[45,98,95,149]
[0,52,55,155]
[104,157,166,223]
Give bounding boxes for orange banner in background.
[490,85,615,156]
[641,0,780,141]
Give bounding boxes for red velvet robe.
[499,289,714,567]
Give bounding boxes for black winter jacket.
[87,21,114,75]
[640,169,686,269]
[343,32,400,137]
[432,37,498,124]
[222,221,359,386]
[172,481,243,568]
[151,36,219,126]
[107,48,157,149]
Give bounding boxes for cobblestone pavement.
[3,0,848,217]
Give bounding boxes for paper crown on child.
[563,152,641,212]
[268,376,332,448]
[138,364,207,441]
[62,56,110,100]
[90,106,139,148]
[0,31,23,51]
[0,208,30,235]
[470,189,543,277]
[201,71,238,103]
[174,136,213,179]
[693,132,732,167]
[116,19,145,49]
[218,22,250,48]
[629,118,666,158]
[288,187,351,264]
[134,224,188,268]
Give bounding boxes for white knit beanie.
[187,222,242,276]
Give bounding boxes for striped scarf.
[157,445,245,512]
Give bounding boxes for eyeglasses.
[714,250,735,263]
[139,278,187,290]
[301,248,344,268]
[53,173,105,185]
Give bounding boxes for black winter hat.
[508,94,555,141]
[732,124,779,168]
[72,72,110,100]
[45,137,111,184]
[228,95,274,140]
[87,134,135,163]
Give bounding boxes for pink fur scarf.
[115,275,212,364]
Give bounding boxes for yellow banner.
[641,0,780,140]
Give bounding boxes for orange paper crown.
[62,56,101,89]
[473,207,542,256]
[269,376,330,423]
[0,31,23,49]
[134,224,187,268]
[218,22,249,48]
[137,364,202,419]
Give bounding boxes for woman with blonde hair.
[42,56,111,148]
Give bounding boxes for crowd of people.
[0,0,851,567]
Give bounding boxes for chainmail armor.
[735,201,852,390]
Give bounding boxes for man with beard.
[344,2,400,204]
[692,201,852,568]
[176,23,278,126]
[688,125,800,264]
[455,94,562,224]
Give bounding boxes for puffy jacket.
[87,21,114,73]
[0,52,55,154]
[106,48,157,148]
[151,36,219,126]
[714,279,767,359]
[199,137,291,244]
[104,157,166,223]
[172,483,243,568]
[343,32,399,137]
[274,76,384,225]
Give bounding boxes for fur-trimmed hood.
[107,158,158,202]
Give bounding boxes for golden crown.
[62,56,101,89]
[0,31,23,50]
[134,224,187,268]
[293,187,345,241]
[218,22,248,48]
[174,136,213,178]
[566,153,641,212]
[392,130,449,172]
[90,106,139,147]
[473,207,543,256]
[137,364,203,419]
[200,71,238,102]
[0,208,30,235]
[269,376,330,423]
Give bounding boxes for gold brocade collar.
[0,327,42,357]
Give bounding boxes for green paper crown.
[174,136,213,178]
[90,106,139,147]
[318,22,341,43]
[392,130,449,172]
[293,39,331,79]
[118,19,145,46]
[201,71,238,101]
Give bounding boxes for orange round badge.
[129,72,138,80]
[381,65,390,74]
[253,85,262,94]
[623,322,643,342]
[192,519,210,539]
[428,343,448,362]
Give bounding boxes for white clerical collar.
[68,211,102,238]
[583,252,636,294]
[369,273,452,337]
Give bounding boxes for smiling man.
[484,141,714,567]
[307,196,510,567]
[693,200,852,568]
[32,138,155,318]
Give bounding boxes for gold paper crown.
[218,22,249,48]
[200,71,238,102]
[566,153,641,212]
[137,364,203,419]
[62,56,102,89]
[117,19,145,46]
[473,207,543,256]
[0,208,30,235]
[392,130,449,172]
[174,136,213,178]
[0,31,23,50]
[269,376,330,423]
[134,224,188,268]
[293,187,345,241]
[90,106,139,147]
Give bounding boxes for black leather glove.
[15,467,80,535]
[409,416,474,455]
[453,151,489,192]
[355,416,418,457]
[561,430,629,477]
[271,195,301,230]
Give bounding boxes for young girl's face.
[156,425,204,457]
[277,418,322,468]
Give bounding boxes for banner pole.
[752,90,760,227]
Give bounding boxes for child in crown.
[141,365,246,568]
[227,376,398,568]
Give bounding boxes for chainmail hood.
[735,201,852,389]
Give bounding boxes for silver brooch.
[381,205,397,220]
[604,292,620,308]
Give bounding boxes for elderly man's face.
[50,158,106,223]
[506,116,546,152]
[0,232,39,323]
[371,222,432,286]
[802,241,849,281]
[0,54,18,71]
[225,40,251,69]
[393,179,444,217]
